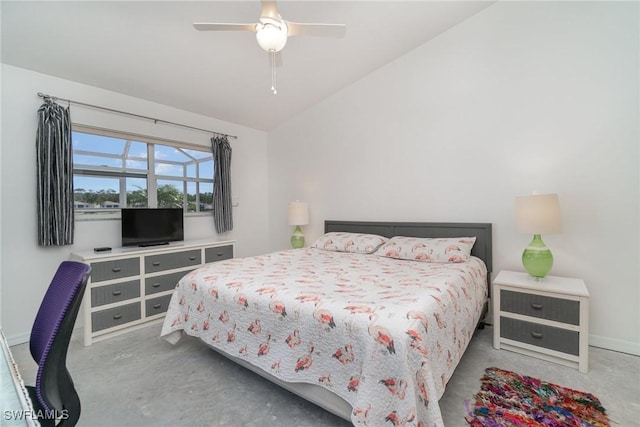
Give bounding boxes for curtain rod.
[37,92,237,140]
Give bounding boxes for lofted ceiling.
[1,1,494,130]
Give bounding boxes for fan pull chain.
[270,50,277,95]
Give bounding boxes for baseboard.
[5,325,85,348]
[5,331,30,347]
[589,333,640,356]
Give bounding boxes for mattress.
[161,248,487,426]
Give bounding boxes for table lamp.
[515,193,562,278]
[288,201,309,249]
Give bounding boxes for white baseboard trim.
[6,332,30,347]
[5,325,85,348]
[589,333,640,356]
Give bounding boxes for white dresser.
[71,239,235,346]
[493,270,590,373]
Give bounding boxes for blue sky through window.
[73,130,214,207]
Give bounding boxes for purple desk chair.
[27,261,91,426]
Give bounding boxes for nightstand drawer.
[500,317,579,356]
[500,289,579,325]
[92,302,141,332]
[145,250,201,273]
[91,280,140,307]
[145,270,192,295]
[205,245,234,263]
[146,294,173,316]
[90,258,140,282]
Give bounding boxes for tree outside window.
[72,127,214,217]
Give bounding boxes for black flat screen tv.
[121,208,184,247]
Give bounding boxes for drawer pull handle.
[153,304,162,309]
[152,283,161,288]
[189,256,196,261]
[113,314,123,320]
[531,303,543,310]
[531,331,543,339]
[152,261,161,266]
[112,290,122,296]
[217,252,223,256]
[112,267,121,273]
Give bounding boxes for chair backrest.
[29,261,91,425]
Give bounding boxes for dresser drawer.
[500,289,579,325]
[145,250,201,273]
[146,294,173,317]
[90,258,140,282]
[92,302,141,332]
[500,317,579,356]
[91,280,140,307]
[205,245,234,263]
[145,270,192,295]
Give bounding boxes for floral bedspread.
[160,248,487,426]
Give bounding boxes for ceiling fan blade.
[286,22,346,38]
[261,0,279,19]
[193,23,257,32]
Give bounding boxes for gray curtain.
[211,135,233,233]
[36,99,74,246]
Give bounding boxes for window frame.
[72,124,215,220]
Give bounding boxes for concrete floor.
[11,324,640,426]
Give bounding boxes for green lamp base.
[522,234,553,278]
[290,225,305,249]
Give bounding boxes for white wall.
[268,2,639,354]
[0,65,269,344]
[0,3,3,327]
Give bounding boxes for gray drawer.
[90,258,139,283]
[91,280,140,307]
[500,317,579,356]
[501,290,579,325]
[146,294,173,317]
[92,302,141,332]
[145,270,192,295]
[205,245,233,263]
[145,250,201,273]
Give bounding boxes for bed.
[161,220,492,426]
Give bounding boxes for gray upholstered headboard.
[324,220,493,275]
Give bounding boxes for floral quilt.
[160,248,487,426]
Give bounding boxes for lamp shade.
[516,193,562,235]
[287,201,309,226]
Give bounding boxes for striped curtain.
[36,100,74,246]
[211,135,233,233]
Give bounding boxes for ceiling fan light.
[256,20,288,52]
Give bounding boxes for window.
[72,126,214,217]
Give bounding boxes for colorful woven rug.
[466,367,609,427]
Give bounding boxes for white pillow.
[374,236,476,263]
[311,232,388,254]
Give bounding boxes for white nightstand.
[493,270,590,373]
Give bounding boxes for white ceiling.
[1,1,493,130]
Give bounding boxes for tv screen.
[121,208,184,247]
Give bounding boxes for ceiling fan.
[194,0,346,94]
